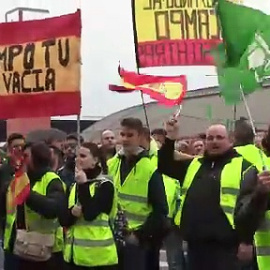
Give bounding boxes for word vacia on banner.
[0,10,81,119]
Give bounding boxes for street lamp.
[5,7,49,22]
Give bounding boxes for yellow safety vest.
[235,144,267,170]
[64,178,118,267]
[174,157,243,227]
[107,155,155,230]
[4,172,61,251]
[53,179,67,253]
[53,227,65,253]
[254,211,270,270]
[163,176,181,219]
[253,158,270,270]
[149,152,180,220]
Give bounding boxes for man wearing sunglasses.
[58,134,83,191]
[158,119,253,270]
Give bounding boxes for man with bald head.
[100,129,117,173]
[158,120,253,270]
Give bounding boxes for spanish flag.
[6,172,30,214]
[109,67,187,106]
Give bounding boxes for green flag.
[214,0,270,104]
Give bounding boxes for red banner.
[0,10,81,119]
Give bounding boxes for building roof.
[82,83,270,141]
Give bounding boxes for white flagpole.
[240,87,267,169]
[240,89,256,135]
[174,104,183,119]
[77,0,82,148]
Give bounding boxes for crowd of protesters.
[0,116,269,270]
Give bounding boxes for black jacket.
[0,162,15,230]
[234,166,268,244]
[0,167,66,251]
[62,168,115,227]
[58,156,76,191]
[158,137,251,245]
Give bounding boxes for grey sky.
[0,0,269,119]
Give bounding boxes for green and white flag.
[241,31,270,84]
[213,0,270,104]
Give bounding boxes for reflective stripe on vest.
[174,157,243,228]
[4,171,60,251]
[108,156,155,230]
[66,237,115,247]
[255,204,270,269]
[64,180,118,267]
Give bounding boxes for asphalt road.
[0,246,3,270]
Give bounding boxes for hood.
[117,146,145,157]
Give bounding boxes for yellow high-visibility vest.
[174,157,243,227]
[107,156,155,230]
[64,178,118,267]
[4,172,61,251]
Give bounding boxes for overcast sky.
[0,0,269,119]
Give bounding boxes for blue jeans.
[164,229,185,270]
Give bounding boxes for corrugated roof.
[83,85,270,141]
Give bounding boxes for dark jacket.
[99,146,117,174]
[0,167,66,251]
[62,166,115,227]
[116,150,168,244]
[158,137,251,245]
[234,166,267,244]
[58,156,75,191]
[0,161,15,230]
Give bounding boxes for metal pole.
[240,88,267,169]
[135,66,150,129]
[139,91,150,129]
[77,113,81,147]
[240,90,256,135]
[233,104,237,128]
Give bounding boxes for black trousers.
[118,243,148,270]
[187,242,240,270]
[146,244,160,270]
[16,257,54,270]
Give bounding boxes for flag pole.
[139,89,150,129]
[135,65,150,129]
[174,104,183,118]
[240,88,256,135]
[77,113,81,148]
[240,87,267,169]
[131,0,150,130]
[233,104,237,128]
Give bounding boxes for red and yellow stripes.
[0,10,81,119]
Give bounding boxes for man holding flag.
[159,115,256,270]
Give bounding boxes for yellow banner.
[0,36,80,95]
[133,0,221,66]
